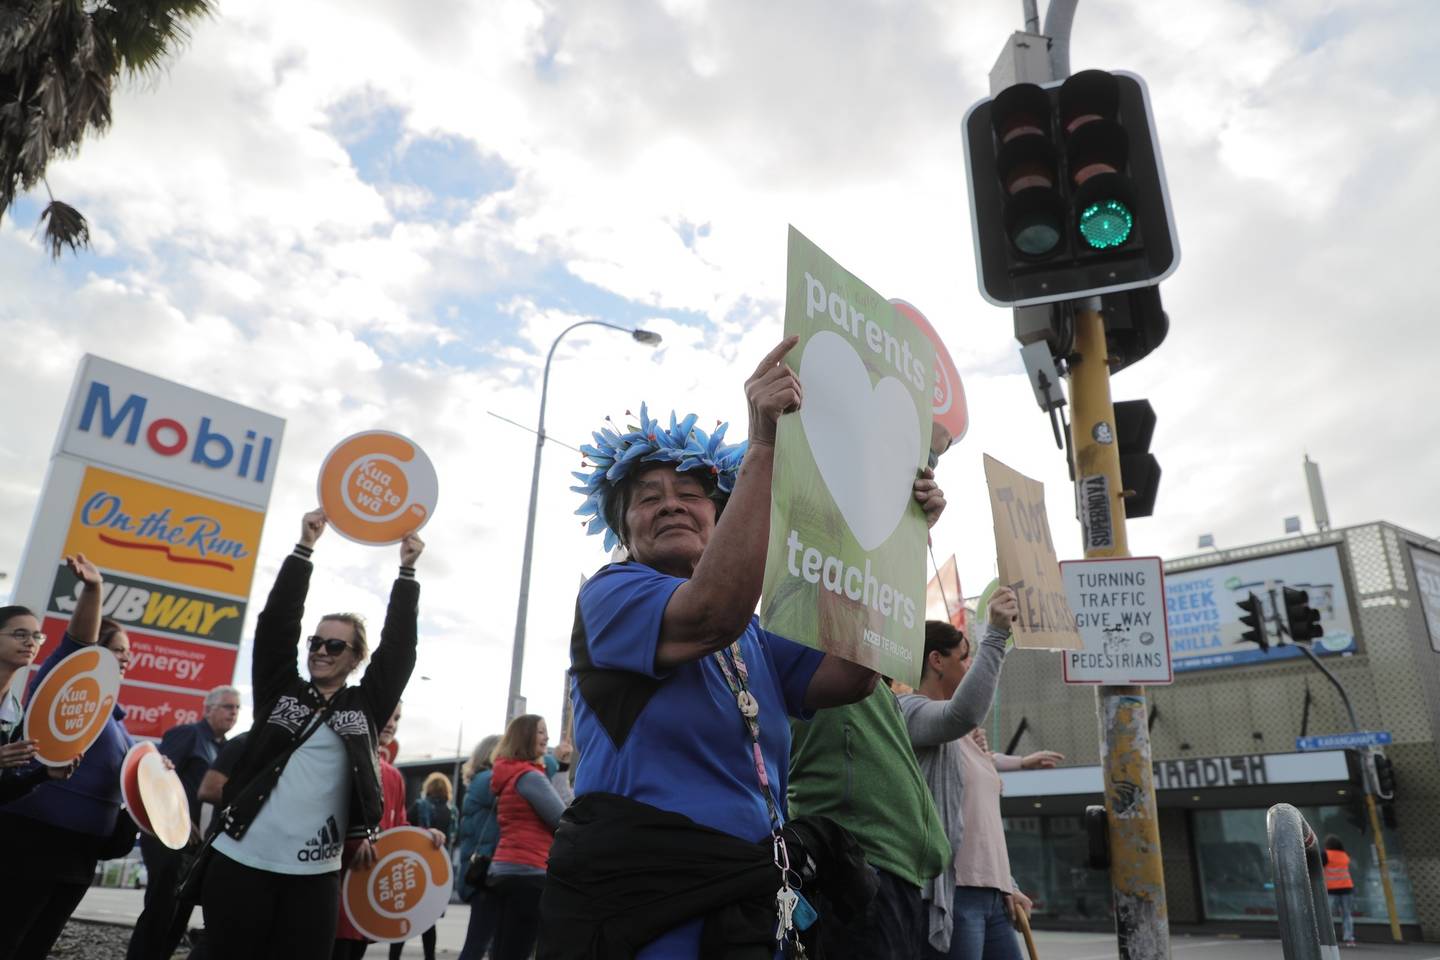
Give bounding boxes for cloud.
[3,0,1437,756]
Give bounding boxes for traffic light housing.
[1372,753,1396,800]
[1283,587,1324,643]
[964,70,1179,307]
[1237,592,1268,652]
[1113,399,1160,518]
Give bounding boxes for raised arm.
[357,532,422,723]
[62,554,104,647]
[252,511,324,707]
[902,588,1019,747]
[655,338,800,669]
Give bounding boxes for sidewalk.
[72,886,473,957]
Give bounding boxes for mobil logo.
[61,355,285,508]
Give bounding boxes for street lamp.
[507,321,662,723]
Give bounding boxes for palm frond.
[38,197,89,258]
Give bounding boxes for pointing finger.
[752,336,800,379]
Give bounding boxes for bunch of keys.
[773,834,813,958]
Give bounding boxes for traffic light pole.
[1069,300,1170,959]
[1288,642,1403,941]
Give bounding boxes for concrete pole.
[1069,301,1171,959]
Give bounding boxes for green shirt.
[788,685,949,888]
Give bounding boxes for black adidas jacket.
[220,549,418,843]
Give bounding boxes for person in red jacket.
[333,702,442,959]
[1323,835,1357,946]
[487,714,565,960]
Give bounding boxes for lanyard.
[711,641,783,835]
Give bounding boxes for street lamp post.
[507,321,662,724]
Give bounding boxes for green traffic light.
[1079,199,1134,249]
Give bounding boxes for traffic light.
[1372,754,1396,800]
[1113,399,1160,518]
[1237,592,1268,652]
[1283,587,1324,643]
[963,69,1179,307]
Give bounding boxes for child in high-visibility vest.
[1323,835,1358,946]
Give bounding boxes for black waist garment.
[537,792,875,960]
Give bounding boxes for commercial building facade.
[990,521,1440,940]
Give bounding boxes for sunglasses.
[307,636,356,656]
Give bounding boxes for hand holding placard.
[983,455,1082,650]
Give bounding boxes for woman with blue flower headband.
[539,338,948,958]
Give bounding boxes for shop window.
[1005,815,1113,922]
[1192,806,1417,925]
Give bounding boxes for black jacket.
[220,550,418,842]
[538,793,875,959]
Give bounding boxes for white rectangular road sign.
[1060,556,1173,685]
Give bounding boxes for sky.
[3,0,1437,760]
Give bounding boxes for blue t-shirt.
[571,561,825,956]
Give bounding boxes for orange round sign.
[318,432,438,545]
[342,826,453,943]
[24,646,121,765]
[121,742,192,849]
[890,299,969,451]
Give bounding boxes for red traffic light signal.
[963,70,1179,307]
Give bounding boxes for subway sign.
[59,355,284,508]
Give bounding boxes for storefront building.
[988,521,1440,940]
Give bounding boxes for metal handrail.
[1267,803,1340,960]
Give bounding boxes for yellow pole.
[1069,301,1170,959]
[1364,791,1403,940]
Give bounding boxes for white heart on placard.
[798,330,922,552]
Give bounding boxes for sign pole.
[1069,299,1170,959]
[1364,780,1403,941]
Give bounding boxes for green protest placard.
[760,226,936,686]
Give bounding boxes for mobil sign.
[59,355,283,508]
[13,355,284,738]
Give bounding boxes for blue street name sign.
[1295,731,1393,751]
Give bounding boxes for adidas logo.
[297,815,344,862]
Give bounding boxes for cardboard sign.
[62,466,265,597]
[342,826,453,943]
[983,455,1081,650]
[760,227,936,686]
[318,432,438,545]
[1060,556,1172,684]
[24,646,122,765]
[121,741,191,849]
[889,299,968,456]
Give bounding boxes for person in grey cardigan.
[897,586,1018,955]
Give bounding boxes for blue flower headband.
[572,403,748,552]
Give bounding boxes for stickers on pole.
[984,455,1081,650]
[121,741,192,849]
[1060,556,1172,685]
[342,826,453,943]
[24,646,122,765]
[318,432,438,545]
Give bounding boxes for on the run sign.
[1060,556,1173,685]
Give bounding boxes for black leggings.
[0,875,90,960]
[202,851,341,960]
[490,873,545,960]
[331,927,436,959]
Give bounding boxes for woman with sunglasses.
[200,509,424,960]
[0,555,134,960]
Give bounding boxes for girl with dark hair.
[0,555,138,959]
[488,714,564,960]
[0,603,44,781]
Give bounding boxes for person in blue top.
[457,733,503,960]
[0,554,141,960]
[545,338,948,957]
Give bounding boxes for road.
[73,887,1440,959]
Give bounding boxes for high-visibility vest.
[1324,850,1354,891]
